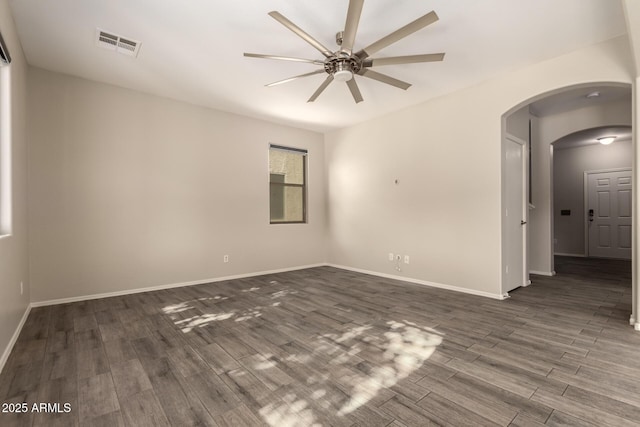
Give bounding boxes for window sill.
[270,222,307,225]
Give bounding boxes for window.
[269,145,307,224]
[0,30,11,237]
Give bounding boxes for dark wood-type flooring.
[0,256,637,426]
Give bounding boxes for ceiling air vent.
[96,28,141,57]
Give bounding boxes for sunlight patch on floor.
[257,320,443,425]
[337,321,442,415]
[163,285,299,332]
[162,301,193,314]
[160,284,442,424]
[235,309,263,322]
[174,312,235,332]
[259,393,321,427]
[271,289,297,299]
[198,296,229,301]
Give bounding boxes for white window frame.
[269,144,308,224]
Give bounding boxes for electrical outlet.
[388,253,394,261]
[20,282,23,295]
[223,255,229,263]
[404,255,410,264]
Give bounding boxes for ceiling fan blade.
[356,11,439,59]
[359,69,411,90]
[365,53,445,67]
[244,53,324,65]
[308,75,334,102]
[268,11,334,58]
[266,70,326,87]
[341,0,364,55]
[346,78,363,103]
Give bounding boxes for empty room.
[1,0,640,426]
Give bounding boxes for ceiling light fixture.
[597,136,616,145]
[333,62,354,82]
[586,91,600,98]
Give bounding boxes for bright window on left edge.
[0,29,12,238]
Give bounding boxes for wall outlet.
[388,253,394,261]
[20,281,23,295]
[223,255,229,263]
[404,255,410,264]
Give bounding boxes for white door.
[504,136,527,292]
[586,169,632,259]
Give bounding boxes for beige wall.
[554,140,632,256]
[28,68,326,303]
[325,36,633,297]
[0,0,29,368]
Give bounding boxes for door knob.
[521,220,527,225]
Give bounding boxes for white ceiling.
[554,126,632,150]
[8,0,627,133]
[529,85,632,117]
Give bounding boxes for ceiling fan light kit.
[244,0,445,103]
[334,68,354,82]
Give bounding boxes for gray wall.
[506,105,530,142]
[0,0,29,369]
[28,68,327,303]
[553,140,632,255]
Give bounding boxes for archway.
[501,82,634,327]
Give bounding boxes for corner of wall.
[0,0,31,375]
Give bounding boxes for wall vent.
[96,28,141,57]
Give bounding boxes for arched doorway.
[501,82,634,327]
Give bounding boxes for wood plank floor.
[0,256,637,426]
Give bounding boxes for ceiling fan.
[244,0,445,103]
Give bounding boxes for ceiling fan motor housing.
[324,54,361,80]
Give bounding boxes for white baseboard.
[530,270,556,276]
[31,263,326,307]
[554,253,586,258]
[327,264,507,300]
[32,261,506,308]
[0,304,32,375]
[635,323,640,332]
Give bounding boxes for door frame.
[501,133,529,296]
[583,167,632,257]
